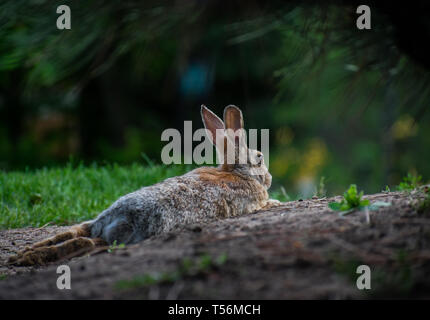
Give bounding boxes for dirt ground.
[1,190,430,299]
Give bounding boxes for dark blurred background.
[1,0,429,196]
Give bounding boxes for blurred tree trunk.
[382,72,396,185]
[100,72,126,148]
[77,79,105,158]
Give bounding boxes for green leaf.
[328,202,342,211]
[328,184,370,213]
[361,199,370,206]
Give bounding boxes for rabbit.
[9,105,281,266]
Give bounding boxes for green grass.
[396,173,422,191]
[0,162,191,229]
[108,240,126,253]
[270,186,291,202]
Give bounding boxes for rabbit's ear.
[224,105,244,131]
[201,105,224,146]
[224,105,246,149]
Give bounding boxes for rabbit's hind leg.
[103,218,135,245]
[22,223,92,253]
[8,237,106,266]
[8,223,92,265]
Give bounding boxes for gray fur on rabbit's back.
[89,167,269,245]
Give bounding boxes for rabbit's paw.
[8,246,57,266]
[8,250,40,266]
[263,199,282,209]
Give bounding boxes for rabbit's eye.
[256,152,263,166]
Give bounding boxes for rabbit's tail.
[8,222,107,266]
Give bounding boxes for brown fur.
[194,167,244,185]
[25,223,91,251]
[8,223,104,266]
[9,236,106,266]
